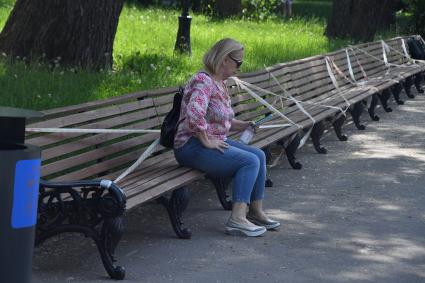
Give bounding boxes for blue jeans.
[174,137,266,203]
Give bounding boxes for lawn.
[0,1,358,110]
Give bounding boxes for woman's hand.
[197,131,229,153]
[231,119,255,132]
[204,139,229,153]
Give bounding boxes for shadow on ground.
[33,86,425,283]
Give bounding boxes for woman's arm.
[196,130,229,153]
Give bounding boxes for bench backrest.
[329,37,413,86]
[27,87,179,182]
[27,36,415,183]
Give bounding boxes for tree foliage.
[404,0,425,36]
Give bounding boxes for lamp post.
[174,0,192,55]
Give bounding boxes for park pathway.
[33,86,425,283]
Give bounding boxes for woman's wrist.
[196,131,211,148]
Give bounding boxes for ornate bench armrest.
[39,179,126,211]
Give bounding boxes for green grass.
[0,2,351,110]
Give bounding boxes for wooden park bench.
[233,35,425,156]
[26,35,424,280]
[327,36,425,121]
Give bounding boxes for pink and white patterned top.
[174,72,234,149]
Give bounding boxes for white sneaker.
[225,219,266,237]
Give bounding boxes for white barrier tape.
[387,62,414,68]
[242,71,345,115]
[325,57,351,108]
[268,72,316,124]
[349,43,423,94]
[401,38,411,60]
[351,45,420,79]
[351,46,385,65]
[349,48,368,80]
[346,49,356,82]
[232,77,323,152]
[420,35,425,47]
[267,148,285,168]
[382,40,391,67]
[388,38,425,66]
[325,56,340,89]
[298,127,312,149]
[280,97,285,109]
[266,70,345,149]
[232,77,298,127]
[368,76,400,84]
[329,56,356,86]
[234,75,345,129]
[26,128,161,134]
[27,127,161,184]
[259,124,293,129]
[380,39,425,68]
[385,40,416,65]
[114,138,160,183]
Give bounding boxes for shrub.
[404,0,425,36]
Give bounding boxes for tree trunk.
[377,0,401,29]
[215,0,241,18]
[348,0,382,42]
[0,0,124,70]
[325,0,352,39]
[326,0,389,42]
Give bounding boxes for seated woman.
[173,38,280,237]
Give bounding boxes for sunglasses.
[228,55,243,68]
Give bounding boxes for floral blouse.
[174,72,234,149]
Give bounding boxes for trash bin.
[0,106,44,283]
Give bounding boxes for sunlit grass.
[0,3,351,110]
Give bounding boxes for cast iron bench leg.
[350,101,366,130]
[311,121,327,154]
[379,89,395,112]
[262,146,274,187]
[208,176,232,211]
[332,114,348,141]
[278,133,302,169]
[404,77,415,98]
[159,187,192,239]
[391,84,404,105]
[36,180,126,280]
[414,73,424,93]
[367,94,380,121]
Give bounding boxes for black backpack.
[160,86,185,148]
[407,36,425,60]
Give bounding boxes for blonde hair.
[203,38,244,75]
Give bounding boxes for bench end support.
[159,187,192,239]
[367,94,380,121]
[36,180,127,280]
[278,134,302,169]
[350,102,366,130]
[403,77,415,98]
[311,122,328,154]
[332,114,348,141]
[414,73,424,93]
[390,84,403,106]
[208,176,233,211]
